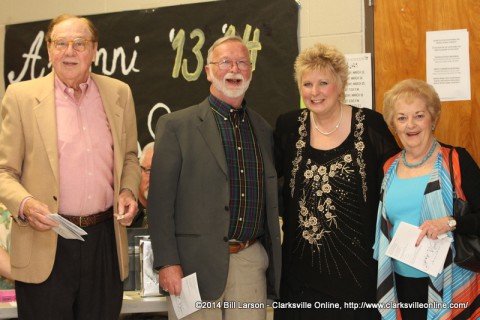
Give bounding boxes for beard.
[210,70,251,98]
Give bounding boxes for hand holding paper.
[170,273,202,319]
[48,214,88,241]
[386,222,452,277]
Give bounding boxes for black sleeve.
[453,147,480,235]
[364,108,401,190]
[366,108,401,165]
[274,113,287,179]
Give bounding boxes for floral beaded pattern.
[289,109,367,201]
[289,109,369,284]
[298,155,354,245]
[289,110,308,197]
[353,110,367,202]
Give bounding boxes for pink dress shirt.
[54,75,114,216]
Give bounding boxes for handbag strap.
[449,148,458,200]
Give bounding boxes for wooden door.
[374,0,480,164]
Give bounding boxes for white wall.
[0,0,365,100]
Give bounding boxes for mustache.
[224,73,244,81]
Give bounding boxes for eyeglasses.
[209,60,252,71]
[141,166,151,174]
[49,38,93,52]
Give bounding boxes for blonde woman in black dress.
[274,43,399,319]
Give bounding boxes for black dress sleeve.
[453,147,480,235]
[365,108,401,164]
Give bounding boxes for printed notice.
[426,29,471,101]
[345,53,372,109]
[386,222,452,277]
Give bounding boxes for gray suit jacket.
[148,98,281,300]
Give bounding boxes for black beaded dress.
[274,107,399,319]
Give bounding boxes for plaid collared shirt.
[208,95,265,241]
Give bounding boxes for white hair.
[139,141,155,165]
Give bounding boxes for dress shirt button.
[224,206,229,211]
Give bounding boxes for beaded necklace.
[311,105,343,135]
[401,138,437,168]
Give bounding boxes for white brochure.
[48,213,88,241]
[386,222,452,277]
[170,273,202,319]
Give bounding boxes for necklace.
[401,138,438,168]
[311,105,343,135]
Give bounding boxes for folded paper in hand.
[48,214,88,241]
[386,222,452,277]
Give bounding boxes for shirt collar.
[208,94,247,119]
[54,74,92,97]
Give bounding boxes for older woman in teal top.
[373,79,480,320]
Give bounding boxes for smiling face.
[205,40,252,108]
[47,17,97,89]
[300,68,341,116]
[393,96,436,152]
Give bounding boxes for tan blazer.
[0,72,141,283]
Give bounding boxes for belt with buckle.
[229,239,256,254]
[59,208,113,228]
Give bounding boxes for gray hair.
[139,141,155,165]
[206,35,248,64]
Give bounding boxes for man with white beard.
[130,142,154,228]
[147,35,281,320]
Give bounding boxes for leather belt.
[229,239,256,254]
[59,208,113,228]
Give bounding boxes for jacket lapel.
[248,110,274,169]
[92,74,123,191]
[196,100,228,176]
[33,72,60,185]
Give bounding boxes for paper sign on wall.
[345,53,372,109]
[426,29,471,101]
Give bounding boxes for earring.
[432,125,435,131]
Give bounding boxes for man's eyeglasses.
[209,60,252,71]
[141,166,151,174]
[49,38,93,52]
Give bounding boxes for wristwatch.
[448,217,457,231]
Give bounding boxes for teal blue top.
[385,171,430,278]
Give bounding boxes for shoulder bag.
[449,148,480,272]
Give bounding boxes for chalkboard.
[4,0,300,148]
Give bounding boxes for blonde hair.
[383,79,441,128]
[294,43,349,101]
